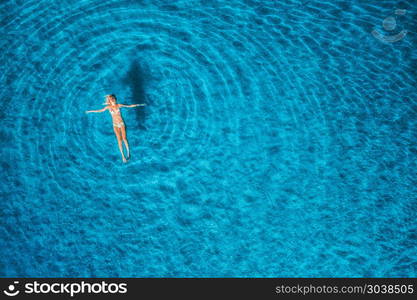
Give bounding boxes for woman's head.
[104,94,117,105]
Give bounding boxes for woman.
[86,94,145,162]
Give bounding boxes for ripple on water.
[1,0,416,277]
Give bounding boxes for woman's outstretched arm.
[85,107,108,113]
[119,104,146,108]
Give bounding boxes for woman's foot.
[122,156,127,163]
[124,141,130,159]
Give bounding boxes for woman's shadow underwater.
[122,60,149,131]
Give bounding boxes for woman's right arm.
[86,107,108,113]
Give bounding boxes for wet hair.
[105,94,117,104]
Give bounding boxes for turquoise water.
[1,0,416,277]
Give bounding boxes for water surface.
[1,0,416,277]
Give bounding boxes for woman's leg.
[113,126,126,162]
[121,126,130,159]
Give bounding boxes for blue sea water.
[1,0,416,277]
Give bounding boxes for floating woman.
[86,94,145,163]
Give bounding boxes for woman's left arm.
[119,104,146,108]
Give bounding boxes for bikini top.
[109,107,120,115]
